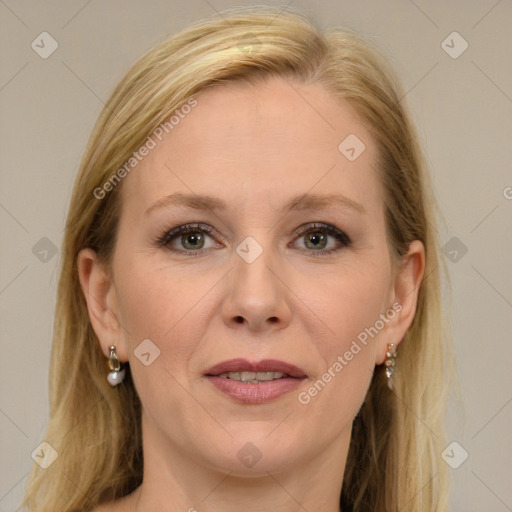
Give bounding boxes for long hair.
[22,6,454,511]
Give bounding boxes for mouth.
[215,370,292,383]
[204,358,307,404]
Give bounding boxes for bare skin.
[80,76,424,512]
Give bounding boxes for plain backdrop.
[1,1,511,510]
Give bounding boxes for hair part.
[23,6,454,511]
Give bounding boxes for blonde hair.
[22,6,455,511]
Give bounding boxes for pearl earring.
[384,343,397,390]
[107,345,125,386]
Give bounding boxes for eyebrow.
[286,193,366,215]
[145,191,367,216]
[145,192,226,216]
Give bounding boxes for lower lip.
[206,376,304,404]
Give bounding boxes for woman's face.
[81,77,423,477]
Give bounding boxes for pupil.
[306,232,326,249]
[183,233,204,249]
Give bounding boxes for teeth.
[256,371,282,381]
[217,371,286,382]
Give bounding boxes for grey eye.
[180,232,205,250]
[303,231,328,250]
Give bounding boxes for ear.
[375,240,425,364]
[77,248,128,361]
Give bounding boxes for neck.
[125,414,349,512]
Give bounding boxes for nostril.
[232,315,280,325]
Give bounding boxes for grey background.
[1,0,511,510]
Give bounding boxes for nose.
[222,245,292,332]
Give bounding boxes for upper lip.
[205,358,307,378]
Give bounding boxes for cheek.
[297,260,390,405]
[112,257,208,423]
[113,252,221,368]
[312,260,390,348]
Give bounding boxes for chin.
[199,425,306,477]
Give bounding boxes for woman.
[22,6,454,512]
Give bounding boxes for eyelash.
[156,223,217,256]
[155,222,352,257]
[293,223,351,256]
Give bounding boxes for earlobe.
[77,248,127,360]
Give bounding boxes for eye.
[156,223,220,253]
[292,223,351,255]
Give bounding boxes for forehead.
[119,76,383,219]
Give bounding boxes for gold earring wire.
[384,343,397,390]
[107,345,125,387]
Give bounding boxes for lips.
[205,358,307,378]
[204,358,307,404]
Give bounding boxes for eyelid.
[156,221,351,255]
[156,222,222,249]
[293,222,351,244]
[289,222,351,257]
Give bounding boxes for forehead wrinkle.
[145,191,366,217]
